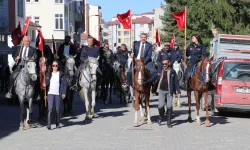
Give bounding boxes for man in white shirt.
[6,36,37,99]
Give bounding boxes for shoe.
[47,111,51,130]
[167,108,172,128]
[5,92,12,99]
[158,108,165,125]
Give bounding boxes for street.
[0,92,250,150]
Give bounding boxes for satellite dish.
[77,28,83,34]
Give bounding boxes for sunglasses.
[162,63,168,65]
[52,65,58,67]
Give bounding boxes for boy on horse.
[6,36,37,99]
[127,33,157,88]
[71,36,101,91]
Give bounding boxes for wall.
[154,7,164,31]
[88,5,99,40]
[25,0,65,40]
[0,0,9,32]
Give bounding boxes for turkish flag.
[93,38,101,47]
[36,28,45,52]
[21,17,31,38]
[172,9,186,30]
[155,29,161,47]
[169,34,175,48]
[117,10,132,29]
[11,22,22,46]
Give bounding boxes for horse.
[133,59,152,127]
[14,58,37,130]
[78,56,99,120]
[63,55,77,115]
[187,56,214,127]
[172,61,184,108]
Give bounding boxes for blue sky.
[88,0,164,21]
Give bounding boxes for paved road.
[0,91,250,150]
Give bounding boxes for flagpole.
[184,6,187,64]
[130,9,134,87]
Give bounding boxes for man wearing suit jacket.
[6,36,37,99]
[126,33,157,86]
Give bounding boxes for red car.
[211,58,250,113]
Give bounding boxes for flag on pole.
[155,29,161,47]
[52,35,56,54]
[93,38,101,47]
[169,34,175,48]
[36,28,45,52]
[11,22,22,46]
[21,17,31,38]
[172,9,186,30]
[117,10,132,29]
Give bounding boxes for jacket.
[171,48,183,64]
[186,43,207,64]
[13,46,37,61]
[115,49,130,67]
[133,41,152,65]
[156,68,181,96]
[45,71,67,96]
[57,43,77,61]
[80,46,100,62]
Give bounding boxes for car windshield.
[223,62,250,82]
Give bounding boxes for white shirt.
[64,45,70,56]
[22,46,29,58]
[48,72,60,95]
[137,42,145,60]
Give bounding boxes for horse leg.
[133,91,140,127]
[204,91,210,127]
[177,93,181,108]
[139,103,144,121]
[84,90,90,120]
[19,98,25,131]
[90,90,96,119]
[187,90,192,122]
[109,82,113,104]
[145,93,152,124]
[194,91,201,126]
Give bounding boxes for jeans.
[158,90,173,109]
[47,94,61,113]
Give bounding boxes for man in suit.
[127,33,157,86]
[5,36,37,99]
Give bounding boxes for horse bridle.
[83,61,98,83]
[200,61,212,83]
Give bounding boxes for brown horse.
[187,56,214,126]
[133,59,152,127]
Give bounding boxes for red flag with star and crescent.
[155,29,161,47]
[11,22,22,46]
[172,9,186,30]
[36,28,45,52]
[21,17,31,38]
[169,34,175,48]
[117,10,132,29]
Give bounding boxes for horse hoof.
[196,121,202,126]
[147,120,152,125]
[188,116,192,122]
[85,116,90,120]
[205,120,210,127]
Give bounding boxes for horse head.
[134,59,146,86]
[201,56,214,83]
[87,56,99,84]
[65,54,77,76]
[24,58,37,81]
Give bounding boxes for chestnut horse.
[187,56,214,126]
[133,59,152,127]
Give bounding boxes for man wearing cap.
[157,42,172,69]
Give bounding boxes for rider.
[71,36,101,90]
[183,34,207,87]
[100,43,114,73]
[127,33,157,87]
[157,42,172,69]
[156,57,181,127]
[5,36,37,99]
[170,42,183,66]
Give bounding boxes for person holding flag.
[5,36,37,99]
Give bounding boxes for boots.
[167,108,172,128]
[47,111,51,130]
[158,107,165,125]
[56,112,60,129]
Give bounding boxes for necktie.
[23,47,28,58]
[140,43,144,58]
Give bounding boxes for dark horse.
[187,56,214,127]
[63,55,76,115]
[133,59,152,127]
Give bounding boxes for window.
[124,31,129,36]
[18,0,24,17]
[118,39,121,43]
[26,0,30,2]
[34,16,40,25]
[55,0,63,4]
[118,31,121,36]
[124,38,129,43]
[140,24,144,28]
[31,30,36,42]
[222,62,250,81]
[117,24,121,28]
[55,14,64,30]
[34,0,39,2]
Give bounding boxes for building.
[104,12,154,50]
[24,0,85,47]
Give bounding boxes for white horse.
[78,57,99,120]
[172,61,183,107]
